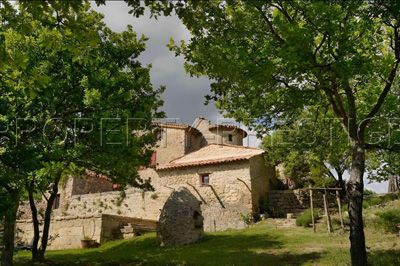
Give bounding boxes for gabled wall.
[156,127,187,164]
[193,117,245,146]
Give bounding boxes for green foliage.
[0,1,164,261]
[364,189,376,197]
[364,193,400,208]
[374,209,400,233]
[0,0,164,191]
[296,209,320,227]
[240,213,253,226]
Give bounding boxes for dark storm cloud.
[92,1,221,124]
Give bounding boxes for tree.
[262,108,350,192]
[140,1,400,265]
[0,169,23,266]
[0,0,163,263]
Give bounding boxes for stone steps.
[119,221,156,239]
[269,218,296,228]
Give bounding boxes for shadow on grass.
[16,232,325,266]
[368,249,400,266]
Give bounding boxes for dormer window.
[199,173,210,186]
[228,134,233,142]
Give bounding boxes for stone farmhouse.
[17,118,276,249]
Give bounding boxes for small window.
[149,151,157,167]
[200,173,210,186]
[52,194,60,210]
[228,134,233,142]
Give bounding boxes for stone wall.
[16,214,156,250]
[100,214,156,242]
[59,186,170,221]
[193,118,244,146]
[157,160,254,231]
[18,156,272,233]
[61,157,271,232]
[268,189,337,217]
[71,175,114,195]
[16,215,103,250]
[157,187,203,246]
[249,155,274,213]
[157,127,187,164]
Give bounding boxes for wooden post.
[323,189,333,233]
[336,190,344,231]
[309,185,315,233]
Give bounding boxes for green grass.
[13,218,400,266]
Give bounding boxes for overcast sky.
[92,2,221,125]
[92,2,387,193]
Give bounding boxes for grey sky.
[92,1,221,125]
[92,2,387,193]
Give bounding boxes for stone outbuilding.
[157,187,203,246]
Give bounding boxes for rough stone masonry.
[157,187,204,246]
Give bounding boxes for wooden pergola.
[299,186,344,233]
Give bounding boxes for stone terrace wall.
[16,214,156,250]
[268,189,337,217]
[16,215,103,250]
[62,186,171,221]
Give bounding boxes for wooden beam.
[309,185,316,233]
[336,190,345,231]
[323,189,333,233]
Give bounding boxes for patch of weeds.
[296,209,320,227]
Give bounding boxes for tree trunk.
[347,141,367,266]
[1,193,19,266]
[27,181,40,261]
[388,175,399,193]
[337,171,346,200]
[37,172,62,261]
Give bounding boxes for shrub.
[375,209,400,233]
[363,197,383,208]
[240,213,253,226]
[296,209,320,227]
[364,192,400,209]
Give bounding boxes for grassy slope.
[14,214,400,266]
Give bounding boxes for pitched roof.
[157,144,264,170]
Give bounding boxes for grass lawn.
[13,218,400,266]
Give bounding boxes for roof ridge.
[158,155,256,170]
[207,143,262,150]
[159,144,264,170]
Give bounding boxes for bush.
[375,209,400,233]
[296,209,320,227]
[363,197,383,208]
[364,192,400,209]
[240,213,253,226]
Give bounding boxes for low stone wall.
[16,214,156,250]
[268,189,337,217]
[16,215,103,250]
[61,186,171,221]
[202,204,248,232]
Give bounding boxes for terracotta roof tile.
[157,144,264,170]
